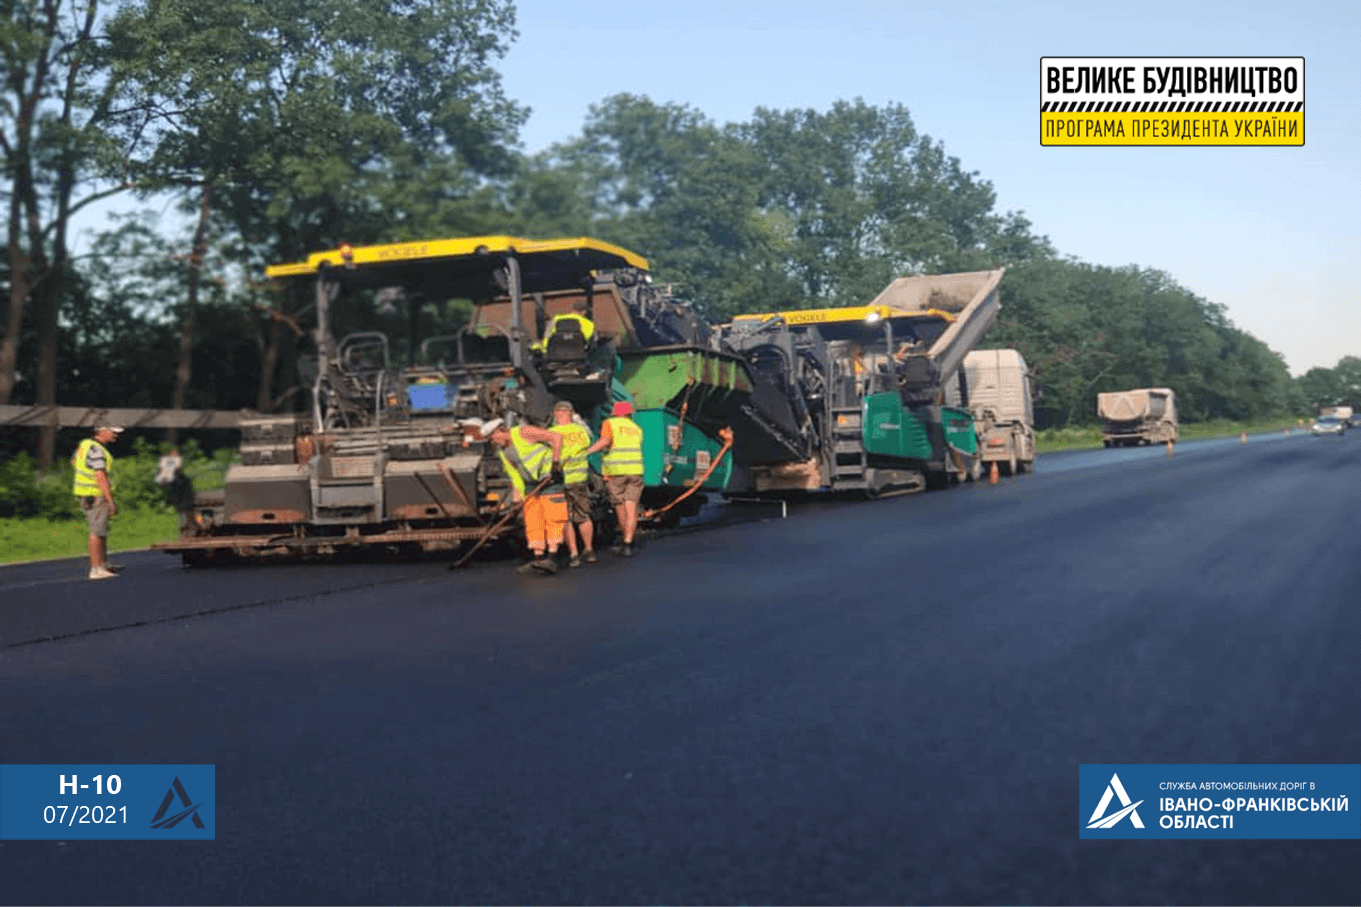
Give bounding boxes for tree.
[531,94,786,319]
[991,258,1300,426]
[523,95,1052,320]
[1331,356,1361,406]
[1,0,141,465]
[742,100,1051,306]
[105,0,527,411]
[1298,357,1361,410]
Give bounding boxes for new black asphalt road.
[1,432,1358,904]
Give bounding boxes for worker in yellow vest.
[585,400,644,557]
[71,425,124,580]
[531,299,596,353]
[481,418,565,575]
[549,401,597,567]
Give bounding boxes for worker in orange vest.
[481,418,566,574]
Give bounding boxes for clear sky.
[498,0,1359,375]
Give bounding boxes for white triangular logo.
[1087,772,1145,829]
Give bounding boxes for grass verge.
[1036,417,1310,454]
[0,508,180,566]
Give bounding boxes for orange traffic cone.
[989,462,999,485]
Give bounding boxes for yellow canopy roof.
[732,304,957,326]
[265,235,649,279]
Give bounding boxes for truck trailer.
[945,349,1035,475]
[1320,405,1354,427]
[1097,387,1178,447]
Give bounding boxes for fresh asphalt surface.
[1,431,1358,904]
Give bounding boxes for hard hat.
[611,401,633,417]
[553,400,574,413]
[96,425,125,435]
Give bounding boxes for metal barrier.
[0,405,245,430]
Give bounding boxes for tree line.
[2,0,1346,467]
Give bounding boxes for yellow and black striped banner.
[1041,57,1305,146]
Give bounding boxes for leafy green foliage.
[508,95,1053,321]
[3,4,1348,453]
[990,259,1304,427]
[0,452,80,519]
[1298,356,1361,409]
[108,0,527,259]
[97,0,527,409]
[0,435,234,519]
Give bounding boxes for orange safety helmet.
[611,401,634,417]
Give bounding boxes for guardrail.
[0,405,246,430]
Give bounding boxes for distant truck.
[1097,387,1178,447]
[1320,405,1354,426]
[946,349,1035,474]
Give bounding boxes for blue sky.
[498,0,1359,375]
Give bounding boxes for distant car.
[1311,416,1347,436]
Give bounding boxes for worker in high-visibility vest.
[549,401,597,567]
[531,299,596,353]
[481,417,565,575]
[585,400,644,557]
[71,426,124,580]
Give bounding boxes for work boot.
[611,540,624,554]
[531,557,559,575]
[583,549,598,564]
[515,556,544,575]
[105,563,124,574]
[621,543,635,558]
[568,555,582,568]
[88,566,118,581]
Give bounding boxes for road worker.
[532,298,595,353]
[155,447,196,533]
[72,425,124,580]
[481,418,566,575]
[549,401,598,567]
[585,400,644,557]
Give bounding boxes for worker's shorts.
[78,496,111,536]
[605,474,643,506]
[522,492,568,550]
[562,483,592,523]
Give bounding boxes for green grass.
[0,507,181,565]
[1034,425,1103,453]
[1036,416,1311,453]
